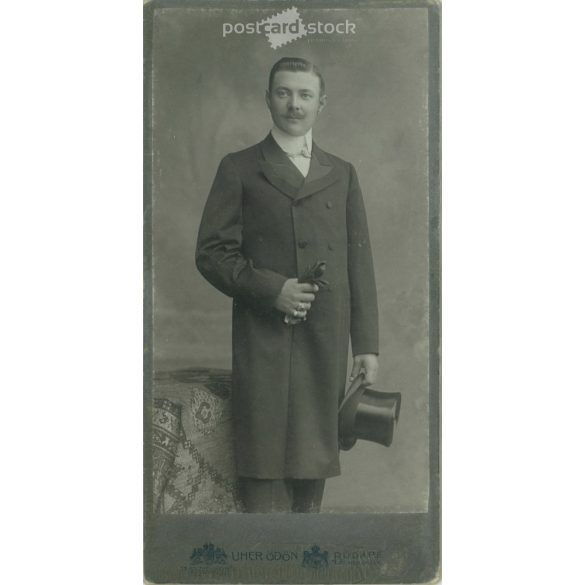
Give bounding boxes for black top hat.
[338,374,401,451]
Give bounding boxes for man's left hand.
[349,354,379,386]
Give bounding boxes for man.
[196,57,379,513]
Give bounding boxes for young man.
[196,57,379,513]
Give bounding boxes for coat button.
[326,201,333,209]
[298,240,308,249]
[328,243,334,250]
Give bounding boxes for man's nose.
[288,95,301,110]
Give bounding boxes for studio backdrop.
[150,4,433,514]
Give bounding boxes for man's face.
[265,70,327,137]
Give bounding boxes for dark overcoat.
[196,133,378,479]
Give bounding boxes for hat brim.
[338,373,367,450]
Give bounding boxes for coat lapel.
[259,134,305,199]
[259,134,341,201]
[295,143,340,201]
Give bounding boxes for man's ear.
[318,93,328,113]
[265,90,271,109]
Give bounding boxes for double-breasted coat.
[196,133,378,479]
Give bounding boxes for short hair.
[268,57,325,96]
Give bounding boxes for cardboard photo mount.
[144,1,440,582]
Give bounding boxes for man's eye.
[301,93,312,99]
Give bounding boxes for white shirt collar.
[270,126,312,155]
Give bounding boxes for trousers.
[238,477,325,513]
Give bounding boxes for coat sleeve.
[347,163,379,356]
[196,154,288,313]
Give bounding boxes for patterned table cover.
[152,368,242,514]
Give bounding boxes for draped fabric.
[152,368,242,514]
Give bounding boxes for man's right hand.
[274,279,319,319]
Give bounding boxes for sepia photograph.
[6,2,585,585]
[144,1,440,582]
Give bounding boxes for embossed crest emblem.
[302,545,329,569]
[190,543,228,565]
